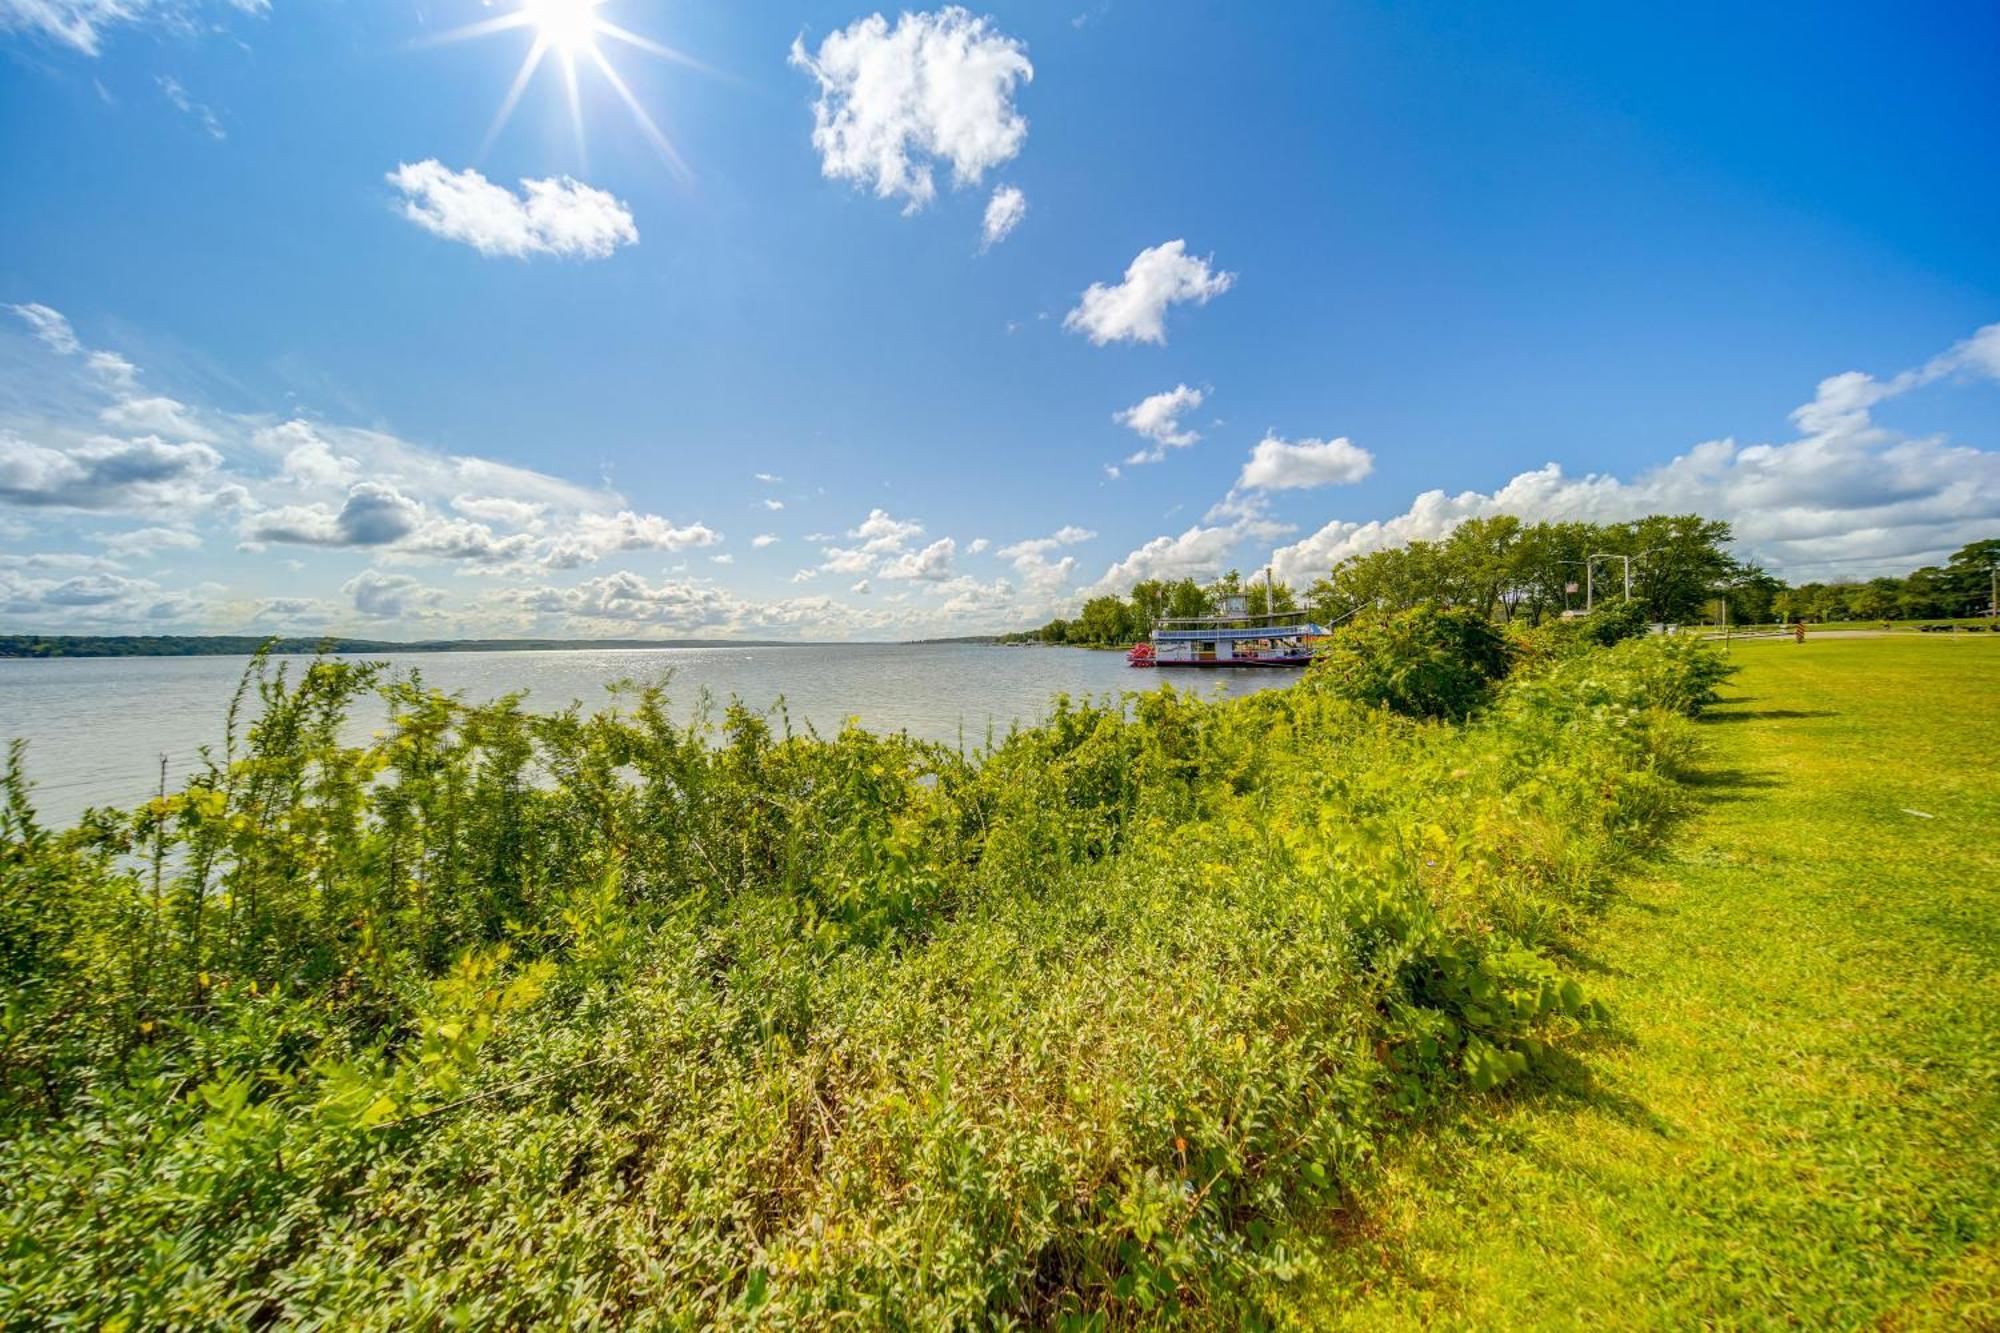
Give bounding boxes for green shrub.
[1311,603,1516,720]
[0,635,1725,1326]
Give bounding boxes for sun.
[426,0,708,176]
[521,0,603,54]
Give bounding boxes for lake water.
[0,644,1294,825]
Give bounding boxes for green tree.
[1599,515,1739,622]
[1076,595,1137,645]
[1943,539,2000,614]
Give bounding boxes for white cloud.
[754,471,783,483]
[710,552,735,565]
[752,533,781,548]
[451,494,548,528]
[762,497,785,511]
[1115,383,1205,463]
[981,184,1026,249]
[260,419,357,487]
[1064,240,1234,346]
[850,578,872,594]
[0,0,268,57]
[501,572,756,633]
[997,523,1093,593]
[1267,322,2000,585]
[386,160,638,260]
[344,568,445,620]
[98,525,200,557]
[850,507,924,553]
[1236,434,1375,491]
[790,6,1033,212]
[0,431,223,510]
[542,511,722,567]
[245,480,425,548]
[1091,523,1243,591]
[9,302,80,355]
[86,350,138,389]
[966,537,989,555]
[100,394,207,439]
[878,535,956,581]
[158,75,224,140]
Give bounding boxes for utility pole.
[1587,546,1666,610]
[1588,551,1626,608]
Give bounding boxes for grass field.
[1305,635,2000,1327]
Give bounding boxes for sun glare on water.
[428,0,705,175]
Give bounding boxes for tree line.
[1006,516,1998,645]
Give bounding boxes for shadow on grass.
[1547,939,1634,981]
[1699,709,1838,724]
[1684,766,1783,802]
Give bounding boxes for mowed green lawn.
[1307,636,2000,1328]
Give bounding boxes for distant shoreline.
[0,634,1003,660]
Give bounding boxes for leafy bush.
[0,636,1726,1325]
[1311,603,1516,720]
[1571,598,1653,647]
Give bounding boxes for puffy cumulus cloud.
[752,533,781,548]
[1236,434,1375,491]
[1268,322,2000,586]
[250,595,336,624]
[997,523,1093,593]
[245,481,424,548]
[7,311,732,577]
[86,350,139,390]
[851,507,924,552]
[1115,384,1205,464]
[451,494,548,529]
[0,0,267,57]
[0,431,223,509]
[809,507,926,578]
[878,535,956,581]
[1089,524,1245,593]
[499,571,750,633]
[966,537,990,555]
[1064,240,1234,346]
[540,512,722,569]
[791,7,1033,212]
[981,184,1026,249]
[387,160,638,260]
[0,565,213,628]
[97,525,201,557]
[343,569,445,620]
[99,394,208,439]
[261,420,360,488]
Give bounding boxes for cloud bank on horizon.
[1,4,1997,639]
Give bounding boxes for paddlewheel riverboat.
[1126,596,1331,669]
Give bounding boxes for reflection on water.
[0,643,1295,825]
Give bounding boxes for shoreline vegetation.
[2,605,1729,1324]
[1001,518,1998,649]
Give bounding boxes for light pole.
[1587,546,1666,610]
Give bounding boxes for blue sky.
[3,0,1997,638]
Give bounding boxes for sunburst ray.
[438,0,699,177]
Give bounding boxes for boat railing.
[1153,611,1319,629]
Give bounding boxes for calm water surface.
[0,644,1292,824]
